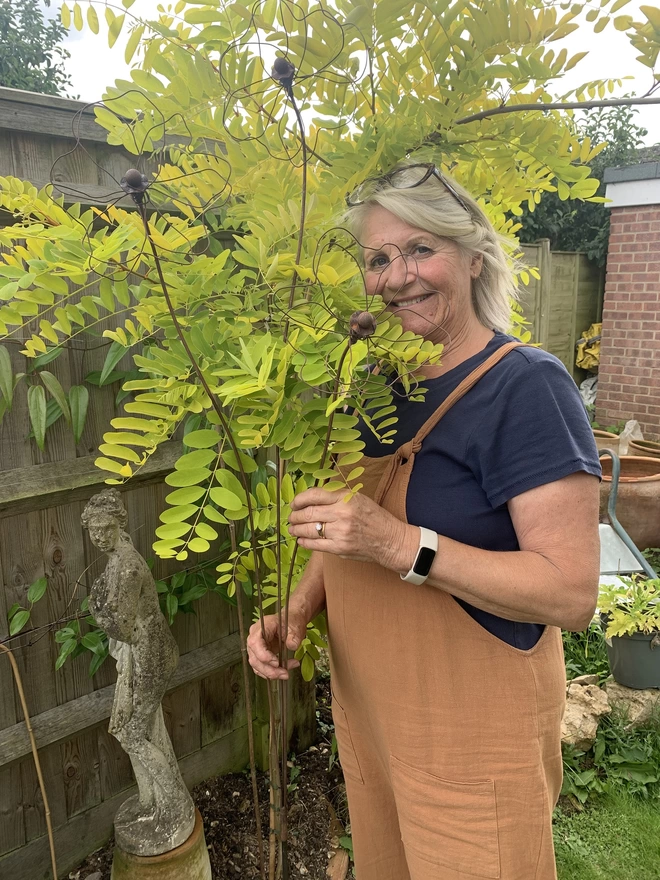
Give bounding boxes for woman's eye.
[368,255,388,269]
[413,245,433,257]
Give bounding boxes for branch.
[455,96,660,126]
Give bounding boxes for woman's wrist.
[379,521,421,574]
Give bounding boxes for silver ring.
[315,521,326,539]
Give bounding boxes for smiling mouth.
[387,292,434,308]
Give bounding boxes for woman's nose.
[383,252,417,291]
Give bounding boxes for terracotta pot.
[629,439,660,460]
[593,429,620,454]
[600,456,660,551]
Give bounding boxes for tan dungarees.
[323,343,566,880]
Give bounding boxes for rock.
[84,873,102,880]
[561,681,611,749]
[604,678,660,727]
[568,674,599,687]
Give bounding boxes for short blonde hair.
[346,166,519,333]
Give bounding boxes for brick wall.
[596,205,660,441]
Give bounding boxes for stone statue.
[82,489,195,856]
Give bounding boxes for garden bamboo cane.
[0,642,58,880]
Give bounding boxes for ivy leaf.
[0,345,12,409]
[69,385,89,444]
[27,384,47,450]
[55,638,77,670]
[40,371,71,425]
[9,609,30,636]
[27,577,48,604]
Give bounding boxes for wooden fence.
[0,87,315,880]
[519,239,604,382]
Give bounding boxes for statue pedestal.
[111,809,212,880]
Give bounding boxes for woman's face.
[361,205,482,345]
[88,515,121,552]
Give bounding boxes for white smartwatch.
[400,527,438,585]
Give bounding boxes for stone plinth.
[111,809,212,880]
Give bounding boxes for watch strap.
[400,527,438,585]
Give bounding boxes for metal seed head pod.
[120,168,150,204]
[271,56,296,91]
[349,310,377,343]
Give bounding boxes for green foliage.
[563,623,610,684]
[599,576,660,638]
[562,709,660,805]
[643,547,660,574]
[7,576,47,636]
[0,0,73,96]
[518,106,648,265]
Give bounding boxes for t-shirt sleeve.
[466,357,602,509]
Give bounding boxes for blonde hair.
[346,166,519,334]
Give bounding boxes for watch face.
[413,546,436,577]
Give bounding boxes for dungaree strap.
[409,340,526,453]
[373,341,527,505]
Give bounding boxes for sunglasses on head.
[346,163,470,215]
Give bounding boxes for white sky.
[50,0,660,146]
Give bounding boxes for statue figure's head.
[81,489,129,553]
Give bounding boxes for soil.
[70,677,352,880]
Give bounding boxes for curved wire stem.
[136,199,268,880]
[0,643,57,880]
[283,86,308,344]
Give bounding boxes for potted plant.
[599,575,660,689]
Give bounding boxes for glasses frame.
[345,163,470,215]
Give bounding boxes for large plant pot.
[601,617,660,689]
[593,429,619,454]
[629,439,660,460]
[599,456,660,551]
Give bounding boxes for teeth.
[391,294,431,307]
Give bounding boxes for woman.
[247,164,601,879]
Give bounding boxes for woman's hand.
[288,487,417,569]
[247,610,308,680]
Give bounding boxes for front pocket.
[390,755,500,878]
[331,692,364,785]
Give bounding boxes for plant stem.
[137,202,273,875]
[455,96,660,126]
[229,522,266,880]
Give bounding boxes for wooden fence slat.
[201,660,247,748]
[0,633,242,770]
[0,765,24,855]
[164,681,202,760]
[97,725,133,804]
[20,742,68,841]
[61,730,101,820]
[0,441,182,518]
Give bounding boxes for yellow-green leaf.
[209,487,243,510]
[87,4,99,33]
[125,24,145,64]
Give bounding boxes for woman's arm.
[288,471,600,632]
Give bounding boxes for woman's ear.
[470,253,484,279]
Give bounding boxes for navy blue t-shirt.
[359,332,602,649]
